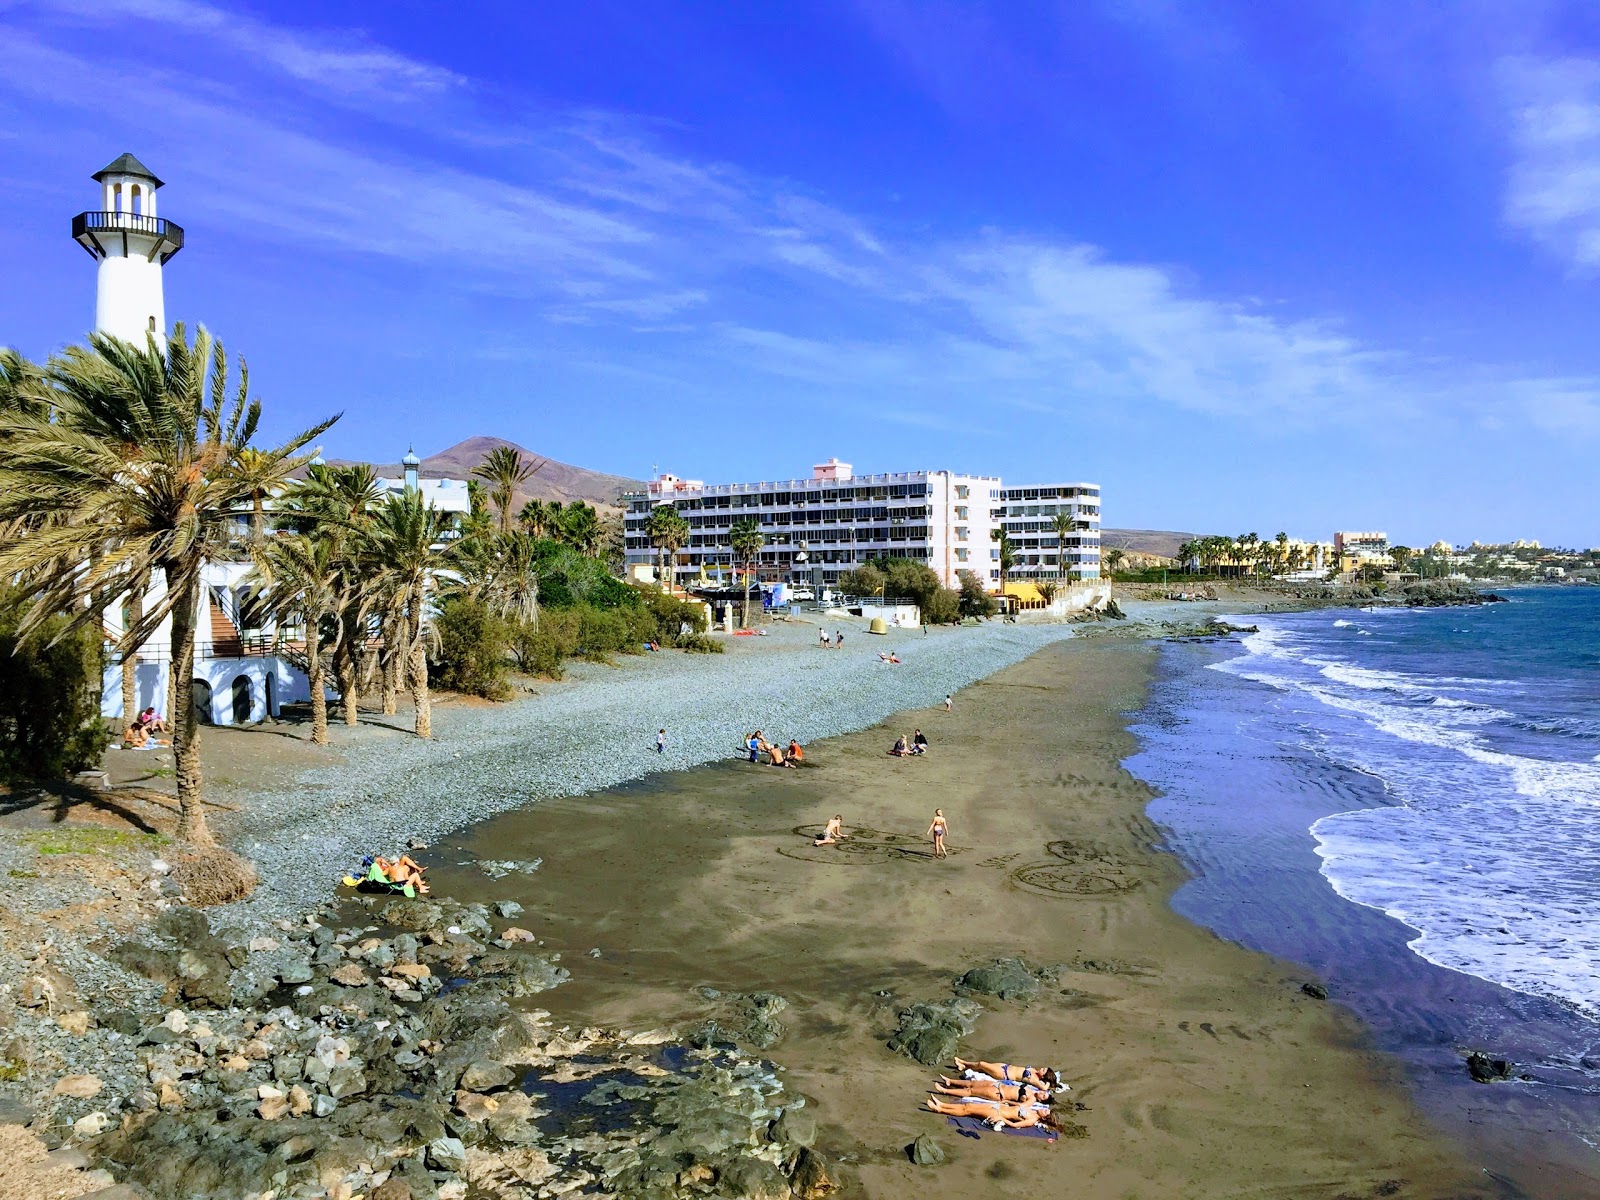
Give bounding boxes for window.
[954,506,968,520]
[955,548,969,562]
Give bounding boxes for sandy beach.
[435,638,1497,1199]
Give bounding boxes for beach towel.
[946,1116,1056,1142]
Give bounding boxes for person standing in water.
[927,809,948,859]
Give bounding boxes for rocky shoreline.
[5,881,830,1200]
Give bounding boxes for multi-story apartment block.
[623,459,1003,589]
[1333,530,1389,573]
[997,483,1102,581]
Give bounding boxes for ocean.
[1126,586,1600,1192]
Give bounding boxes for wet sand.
[437,640,1497,1198]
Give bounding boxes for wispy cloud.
[29,0,464,98]
[4,2,1599,443]
[1500,55,1600,269]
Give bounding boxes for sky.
[2,1,1599,547]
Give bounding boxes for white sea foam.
[1333,618,1355,628]
[1222,621,1600,1013]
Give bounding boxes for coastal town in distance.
[3,8,1600,1200]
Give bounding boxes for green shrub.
[676,632,724,653]
[639,588,709,646]
[0,589,111,781]
[923,586,962,625]
[957,571,998,619]
[430,597,513,700]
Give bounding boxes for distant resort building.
[996,483,1102,582]
[624,460,1013,590]
[1333,530,1390,573]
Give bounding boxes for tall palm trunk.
[409,620,431,739]
[305,630,329,746]
[381,612,402,715]
[740,561,752,628]
[337,637,360,726]
[121,575,144,724]
[165,561,213,846]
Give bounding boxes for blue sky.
[2,1,1599,546]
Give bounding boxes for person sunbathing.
[123,724,149,749]
[374,855,430,894]
[932,1076,1051,1103]
[951,1058,1062,1091]
[922,1095,1063,1132]
[814,815,848,846]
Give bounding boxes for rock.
[504,957,571,997]
[328,1063,368,1098]
[460,1060,515,1092]
[369,1179,412,1200]
[1464,1050,1514,1083]
[887,998,983,1065]
[716,1158,789,1200]
[108,942,178,986]
[248,936,280,952]
[156,1082,184,1112]
[175,948,233,1008]
[437,1183,467,1200]
[427,1136,468,1173]
[73,1111,112,1138]
[908,1134,945,1165]
[154,907,212,944]
[498,927,537,944]
[46,1147,91,1170]
[330,964,371,987]
[77,1185,148,1200]
[379,900,444,932]
[791,1147,836,1199]
[454,1092,500,1122]
[53,1074,104,1098]
[258,1093,289,1120]
[288,1085,312,1116]
[956,957,1045,1001]
[1301,982,1329,1000]
[770,1105,816,1148]
[314,1093,339,1118]
[494,900,523,918]
[161,1010,190,1034]
[101,1009,142,1037]
[390,962,432,980]
[56,1010,93,1036]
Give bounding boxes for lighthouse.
[71,153,184,345]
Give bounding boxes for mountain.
[328,437,644,512]
[1098,528,1196,560]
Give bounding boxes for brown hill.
[1098,528,1197,560]
[328,437,644,512]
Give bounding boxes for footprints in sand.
[1175,1019,1268,1042]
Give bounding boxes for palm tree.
[472,447,542,533]
[992,528,1017,601]
[249,532,340,745]
[0,349,45,418]
[451,529,542,628]
[367,491,456,739]
[1273,532,1290,577]
[729,517,765,628]
[232,447,278,546]
[1036,579,1059,606]
[519,498,554,539]
[647,504,690,589]
[1104,547,1126,576]
[284,464,384,723]
[0,326,335,844]
[1050,512,1076,581]
[559,501,603,557]
[1389,544,1413,574]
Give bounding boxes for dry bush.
[171,846,259,906]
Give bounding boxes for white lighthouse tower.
[71,153,184,344]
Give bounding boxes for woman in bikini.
[922,1095,1062,1132]
[926,808,948,858]
[375,855,430,895]
[951,1059,1061,1091]
[932,1076,1051,1103]
[814,815,848,846]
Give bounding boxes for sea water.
[1126,587,1600,1186]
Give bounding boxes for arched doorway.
[231,676,252,725]
[190,679,213,726]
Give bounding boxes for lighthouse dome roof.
[401,446,421,467]
[92,153,164,188]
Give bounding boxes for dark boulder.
[956,958,1046,1002]
[1464,1051,1514,1083]
[887,998,982,1066]
[907,1134,945,1165]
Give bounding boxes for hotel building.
[996,483,1102,581]
[623,460,1004,590]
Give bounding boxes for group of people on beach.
[745,731,804,768]
[818,627,846,649]
[888,729,928,757]
[121,706,169,749]
[923,1059,1070,1132]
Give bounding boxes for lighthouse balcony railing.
[71,211,185,249]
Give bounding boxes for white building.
[377,448,473,534]
[624,460,1003,590]
[72,153,183,345]
[997,483,1102,580]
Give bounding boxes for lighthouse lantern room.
[71,153,184,344]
